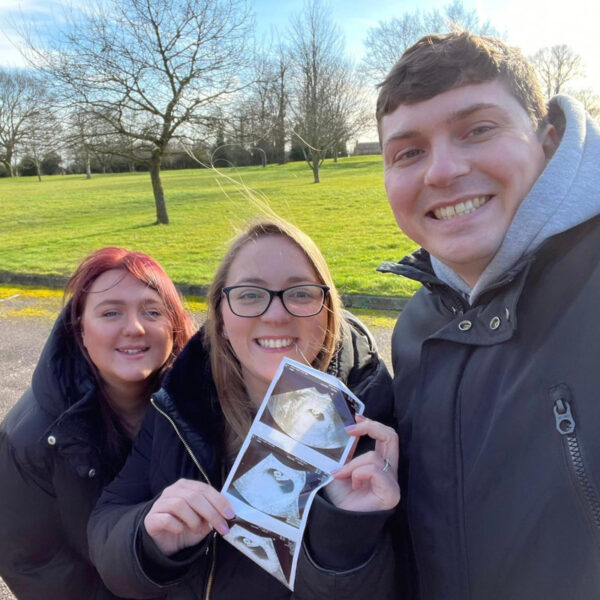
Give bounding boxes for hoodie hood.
[431,95,600,303]
[32,307,96,419]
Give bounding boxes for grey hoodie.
[431,95,600,304]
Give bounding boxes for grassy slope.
[0,156,419,297]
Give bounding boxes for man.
[377,32,600,599]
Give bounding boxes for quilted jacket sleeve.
[88,408,210,598]
[0,391,118,600]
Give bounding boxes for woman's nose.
[261,295,291,322]
[123,314,145,335]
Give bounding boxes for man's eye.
[394,148,422,162]
[468,125,493,137]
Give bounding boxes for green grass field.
[0,156,419,297]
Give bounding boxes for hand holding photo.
[221,358,365,590]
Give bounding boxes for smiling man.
[377,32,600,599]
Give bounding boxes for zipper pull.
[553,397,576,435]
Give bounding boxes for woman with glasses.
[88,219,400,599]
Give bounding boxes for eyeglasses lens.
[228,286,325,317]
[282,286,324,316]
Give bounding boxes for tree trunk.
[35,160,42,182]
[150,152,169,224]
[1,160,12,177]
[311,150,320,183]
[85,155,92,179]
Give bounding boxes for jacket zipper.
[151,397,217,600]
[551,385,600,538]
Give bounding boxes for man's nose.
[424,141,470,187]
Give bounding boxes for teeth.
[433,196,490,220]
[257,338,294,349]
[119,348,145,354]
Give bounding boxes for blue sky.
[251,0,599,91]
[1,0,598,90]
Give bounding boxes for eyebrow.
[91,298,163,308]
[383,102,501,148]
[448,102,499,122]
[229,276,313,287]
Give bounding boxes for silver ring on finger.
[381,457,392,473]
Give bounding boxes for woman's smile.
[221,235,328,404]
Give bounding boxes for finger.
[349,464,401,509]
[333,450,388,479]
[194,485,236,522]
[151,495,207,533]
[145,510,202,539]
[344,419,400,469]
[190,494,231,536]
[158,481,235,535]
[163,479,236,522]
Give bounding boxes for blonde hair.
[206,218,343,442]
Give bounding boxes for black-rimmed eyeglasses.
[222,284,330,318]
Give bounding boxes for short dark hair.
[376,32,547,133]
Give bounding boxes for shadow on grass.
[1,220,160,254]
[322,159,381,170]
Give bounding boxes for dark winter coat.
[88,314,397,600]
[0,312,131,599]
[379,215,600,600]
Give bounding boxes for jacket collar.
[152,328,223,484]
[378,246,536,312]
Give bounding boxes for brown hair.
[376,31,547,134]
[205,218,343,442]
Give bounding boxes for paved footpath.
[0,294,394,598]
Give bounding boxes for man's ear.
[540,123,559,160]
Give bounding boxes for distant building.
[352,141,381,156]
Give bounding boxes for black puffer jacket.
[379,215,600,600]
[88,314,397,600]
[0,312,130,599]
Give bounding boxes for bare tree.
[362,0,499,83]
[287,0,370,183]
[19,0,252,223]
[531,45,584,98]
[228,42,290,166]
[251,44,291,165]
[0,69,47,177]
[20,109,62,181]
[568,88,600,121]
